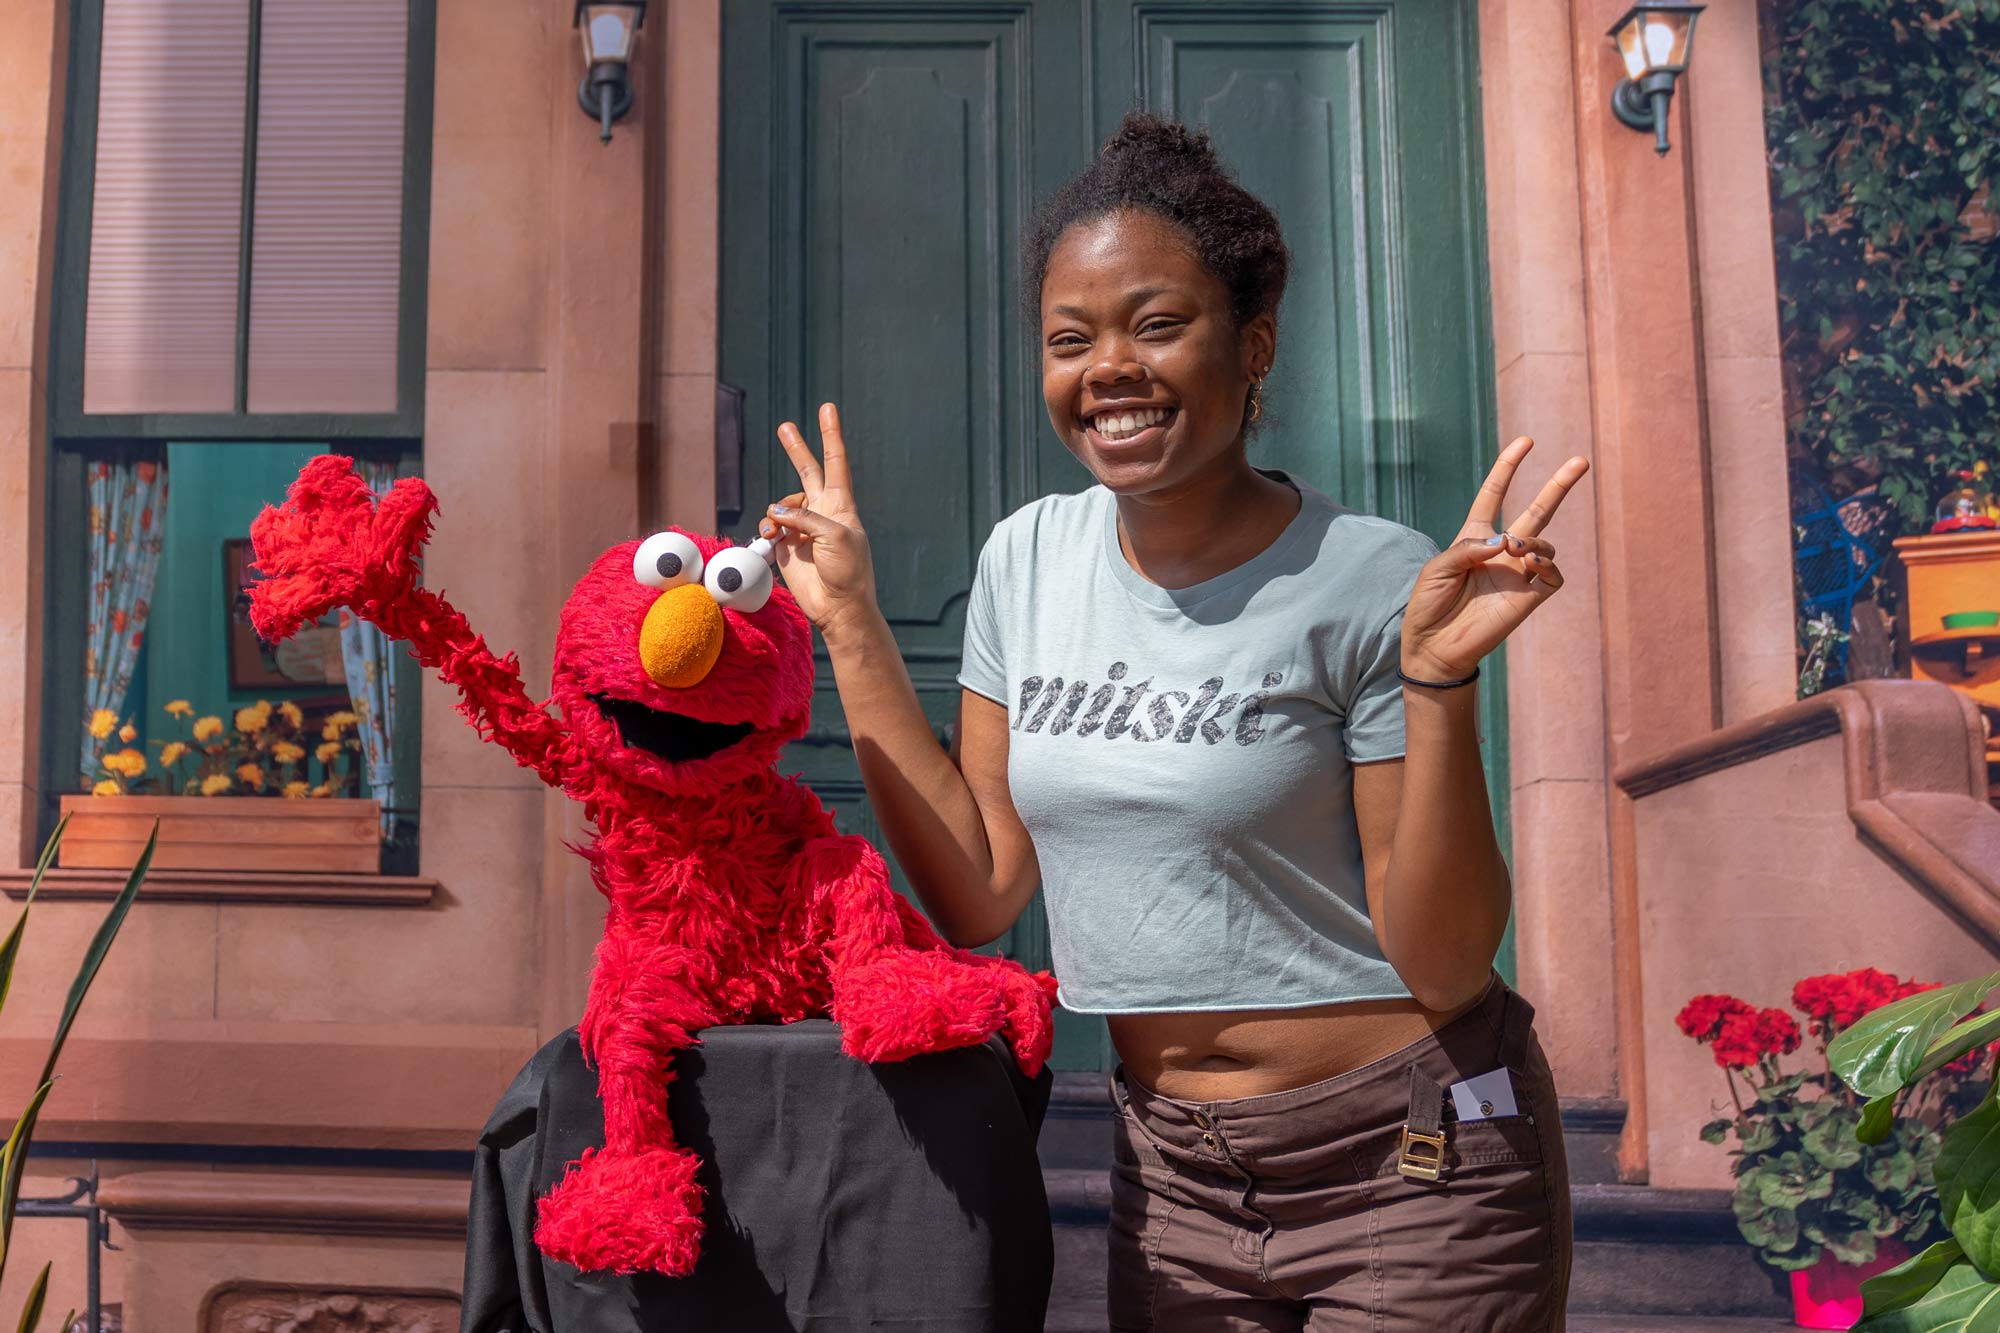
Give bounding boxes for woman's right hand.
[760,402,880,642]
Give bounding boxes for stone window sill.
[0,867,437,906]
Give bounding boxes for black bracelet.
[1398,666,1480,691]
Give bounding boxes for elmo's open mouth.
[589,694,755,763]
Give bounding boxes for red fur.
[249,456,1056,1277]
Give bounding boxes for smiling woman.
[760,110,1590,1330]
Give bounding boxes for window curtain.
[80,455,170,784]
[339,459,401,838]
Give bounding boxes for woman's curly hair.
[1024,111,1290,330]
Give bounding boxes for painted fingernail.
[770,504,794,515]
[1485,533,1507,546]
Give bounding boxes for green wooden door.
[722,0,1500,1071]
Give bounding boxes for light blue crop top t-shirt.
[957,474,1437,1014]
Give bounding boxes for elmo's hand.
[248,455,437,642]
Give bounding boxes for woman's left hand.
[1400,436,1590,682]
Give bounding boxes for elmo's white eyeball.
[634,532,704,589]
[704,545,773,612]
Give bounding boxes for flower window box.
[56,793,382,874]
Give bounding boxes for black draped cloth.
[460,1020,1053,1332]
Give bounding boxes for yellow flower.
[235,762,266,788]
[234,705,268,735]
[164,699,194,718]
[117,722,138,743]
[277,700,303,728]
[88,709,118,740]
[193,715,224,741]
[91,779,122,797]
[316,740,343,765]
[270,741,305,764]
[200,773,233,796]
[103,747,147,779]
[310,782,336,798]
[159,741,188,766]
[326,710,360,731]
[282,780,310,799]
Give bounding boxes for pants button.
[1201,1132,1218,1150]
[1192,1109,1213,1130]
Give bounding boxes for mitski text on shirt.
[1011,662,1285,746]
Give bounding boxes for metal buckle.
[1398,1126,1447,1181]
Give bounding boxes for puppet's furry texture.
[250,456,1056,1277]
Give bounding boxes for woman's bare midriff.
[1109,993,1484,1101]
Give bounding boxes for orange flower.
[277,700,303,728]
[193,715,224,741]
[200,774,233,796]
[235,762,266,789]
[281,781,310,800]
[117,722,138,743]
[102,747,147,779]
[270,741,306,765]
[88,709,118,740]
[316,740,343,765]
[235,705,268,735]
[159,741,188,767]
[91,779,121,797]
[164,699,194,718]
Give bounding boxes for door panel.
[723,0,1498,1070]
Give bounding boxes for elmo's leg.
[534,924,717,1276]
[792,837,1056,1078]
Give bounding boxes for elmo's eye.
[634,532,703,589]
[704,546,773,613]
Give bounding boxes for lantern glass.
[1610,5,1701,77]
[579,3,641,64]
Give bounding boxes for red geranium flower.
[1710,1007,1801,1070]
[1792,968,1927,1037]
[1678,994,1754,1043]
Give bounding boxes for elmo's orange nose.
[640,584,724,688]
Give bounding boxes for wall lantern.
[575,1,647,144]
[1608,2,1704,157]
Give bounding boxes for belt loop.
[1498,982,1535,1070]
[1398,1065,1448,1182]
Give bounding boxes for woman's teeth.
[1092,407,1172,441]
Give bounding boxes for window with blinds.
[77,0,415,421]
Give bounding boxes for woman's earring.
[1248,376,1265,422]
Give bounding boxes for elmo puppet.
[249,456,1056,1277]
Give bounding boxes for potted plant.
[59,697,381,873]
[1827,969,2000,1330]
[1679,969,1986,1328]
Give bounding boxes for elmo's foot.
[836,951,1010,1065]
[533,1144,705,1276]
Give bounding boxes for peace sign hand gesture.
[1400,437,1591,682]
[759,403,880,642]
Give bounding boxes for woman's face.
[1040,209,1274,496]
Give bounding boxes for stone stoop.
[1038,1077,1788,1330]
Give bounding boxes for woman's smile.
[1082,402,1178,450]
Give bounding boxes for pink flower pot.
[1789,1242,1910,1329]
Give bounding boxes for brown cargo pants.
[1107,980,1572,1331]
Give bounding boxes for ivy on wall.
[1764,0,2000,532]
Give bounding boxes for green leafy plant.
[1766,0,2000,533]
[0,815,155,1332]
[1829,968,2000,1328]
[1680,970,1983,1278]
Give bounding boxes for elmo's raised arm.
[249,455,581,792]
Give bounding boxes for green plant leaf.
[1834,972,2000,1099]
[1861,1237,1962,1318]
[0,817,68,1023]
[1809,1110,1868,1169]
[1939,1087,2000,1272]
[38,822,154,1089]
[0,1078,54,1282]
[1702,1116,1733,1145]
[15,1260,48,1333]
[1912,1010,2000,1086]
[1860,1093,1902,1145]
[1856,1256,2000,1332]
